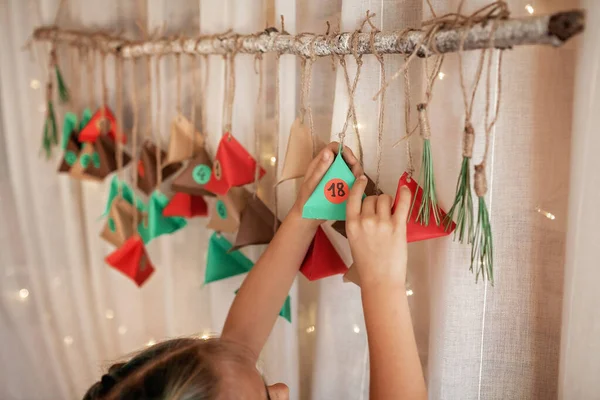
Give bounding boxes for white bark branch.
[32,10,584,58]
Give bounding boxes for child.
[84,142,426,400]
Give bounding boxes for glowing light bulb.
[306,325,315,333]
[63,336,74,346]
[201,333,210,340]
[353,324,360,334]
[30,79,40,89]
[118,325,127,335]
[525,4,534,14]
[270,156,277,166]
[535,206,556,220]
[438,72,446,80]
[406,289,414,296]
[105,309,114,319]
[19,289,29,300]
[146,338,156,347]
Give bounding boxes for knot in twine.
[417,103,431,140]
[474,164,488,197]
[463,122,475,158]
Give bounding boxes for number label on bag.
[324,179,349,204]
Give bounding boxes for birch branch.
[32,10,583,58]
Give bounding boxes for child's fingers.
[303,150,334,193]
[304,142,339,180]
[362,196,378,217]
[376,194,393,219]
[341,146,358,167]
[392,186,412,226]
[347,175,367,221]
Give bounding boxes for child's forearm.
[361,281,427,400]
[222,210,317,359]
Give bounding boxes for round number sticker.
[108,217,116,232]
[216,200,228,220]
[80,153,91,168]
[213,160,222,180]
[192,164,211,185]
[137,160,145,178]
[65,151,77,166]
[324,178,349,204]
[92,152,101,168]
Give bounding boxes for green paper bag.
[234,288,291,323]
[302,152,357,221]
[205,233,253,283]
[103,176,146,217]
[145,191,187,243]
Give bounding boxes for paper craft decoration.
[78,106,126,144]
[170,148,214,197]
[105,235,155,287]
[207,187,250,233]
[58,112,81,173]
[103,176,146,217]
[137,141,182,195]
[300,226,348,281]
[205,233,253,284]
[342,265,361,286]
[230,196,280,252]
[395,172,455,242]
[163,192,208,218]
[100,197,145,248]
[79,134,131,180]
[202,133,266,196]
[331,174,382,237]
[302,152,357,221]
[234,288,292,323]
[277,118,313,184]
[164,114,204,165]
[144,191,188,244]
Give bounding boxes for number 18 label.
[324,178,349,204]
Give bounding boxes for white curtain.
[0,0,593,399]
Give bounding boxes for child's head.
[83,338,288,400]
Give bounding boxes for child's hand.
[346,176,412,288]
[289,142,362,224]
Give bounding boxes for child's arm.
[346,176,427,400]
[222,143,362,361]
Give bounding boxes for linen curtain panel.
[0,0,593,399]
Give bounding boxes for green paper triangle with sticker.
[302,152,357,221]
[206,233,254,284]
[234,289,291,323]
[103,176,146,217]
[145,191,187,244]
[61,112,78,150]
[79,108,92,131]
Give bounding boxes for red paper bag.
[163,192,208,218]
[105,236,155,287]
[300,226,348,281]
[78,107,126,144]
[203,133,266,196]
[394,172,455,242]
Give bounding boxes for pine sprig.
[42,101,58,158]
[444,156,474,243]
[471,195,493,284]
[55,65,70,103]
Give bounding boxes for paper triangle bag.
[205,233,254,284]
[66,143,103,182]
[234,288,292,323]
[277,118,313,184]
[331,174,382,237]
[230,196,280,252]
[202,133,266,196]
[82,134,132,180]
[100,197,145,248]
[163,192,208,218]
[395,172,455,242]
[207,187,250,233]
[302,152,357,221]
[58,135,82,173]
[164,114,205,165]
[170,148,215,197]
[103,176,147,217]
[144,191,188,244]
[300,226,348,281]
[105,235,155,287]
[78,106,126,144]
[137,141,182,195]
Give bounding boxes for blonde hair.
[83,338,250,400]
